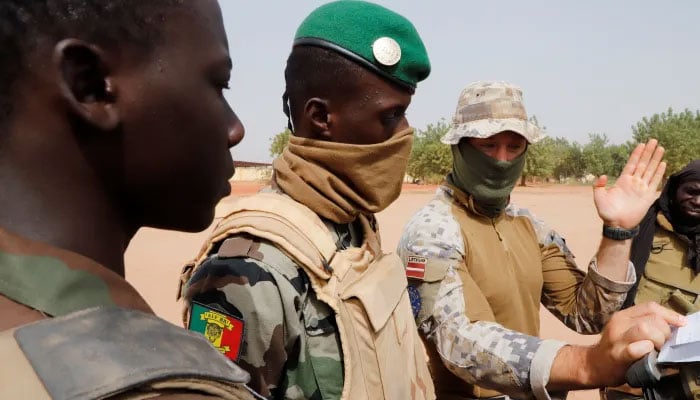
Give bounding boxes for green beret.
[294,0,430,92]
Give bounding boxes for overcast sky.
[219,1,700,163]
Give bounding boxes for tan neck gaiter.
[273,128,414,224]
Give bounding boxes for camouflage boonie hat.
[441,81,544,145]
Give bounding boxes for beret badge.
[372,36,401,66]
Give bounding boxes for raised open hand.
[593,139,666,229]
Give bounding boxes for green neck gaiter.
[448,141,526,217]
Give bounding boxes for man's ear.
[53,39,119,131]
[304,98,332,140]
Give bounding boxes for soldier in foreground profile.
[0,1,254,398]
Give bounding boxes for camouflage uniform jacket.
[183,199,365,399]
[0,226,254,400]
[397,185,636,400]
[0,229,153,330]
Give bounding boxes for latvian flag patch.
[406,255,427,280]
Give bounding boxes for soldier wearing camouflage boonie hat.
[180,1,434,399]
[441,81,544,145]
[397,79,676,398]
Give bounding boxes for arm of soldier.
[424,265,568,400]
[539,232,635,334]
[548,302,686,391]
[590,139,665,282]
[184,253,302,399]
[399,203,567,400]
[507,203,636,334]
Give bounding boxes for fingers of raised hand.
[621,143,645,177]
[621,140,663,181]
[633,139,660,180]
[649,161,667,191]
[593,175,608,189]
[641,144,665,184]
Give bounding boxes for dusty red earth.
[125,182,603,399]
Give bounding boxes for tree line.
[270,108,700,185]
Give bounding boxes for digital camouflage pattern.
[183,217,365,400]
[441,81,544,145]
[397,185,636,400]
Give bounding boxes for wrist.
[602,225,639,241]
[601,218,637,229]
[579,345,604,387]
[549,345,599,390]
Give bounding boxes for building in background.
[232,161,272,182]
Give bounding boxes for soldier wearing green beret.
[178,1,434,399]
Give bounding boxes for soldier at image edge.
[0,1,258,399]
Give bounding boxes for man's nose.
[493,145,509,161]
[228,112,245,148]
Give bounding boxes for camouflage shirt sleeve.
[507,204,635,334]
[430,268,568,400]
[184,238,314,400]
[398,191,567,400]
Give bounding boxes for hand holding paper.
[658,311,700,364]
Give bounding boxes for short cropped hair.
[283,45,367,128]
[0,0,183,121]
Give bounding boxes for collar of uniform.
[0,227,152,317]
[441,182,507,221]
[264,182,381,256]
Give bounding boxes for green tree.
[522,136,583,185]
[554,140,586,180]
[522,137,553,185]
[607,143,632,178]
[631,108,700,175]
[520,115,552,185]
[407,119,452,183]
[269,128,291,158]
[581,133,617,177]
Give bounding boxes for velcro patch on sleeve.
[406,255,427,280]
[189,302,244,362]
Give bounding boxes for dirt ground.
[125,182,603,399]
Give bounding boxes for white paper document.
[657,311,700,364]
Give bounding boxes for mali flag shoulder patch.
[189,301,244,362]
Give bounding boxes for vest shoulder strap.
[1,307,252,400]
[180,193,338,301]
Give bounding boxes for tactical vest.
[0,307,253,400]
[605,215,700,400]
[426,194,543,400]
[179,193,435,400]
[634,216,700,315]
